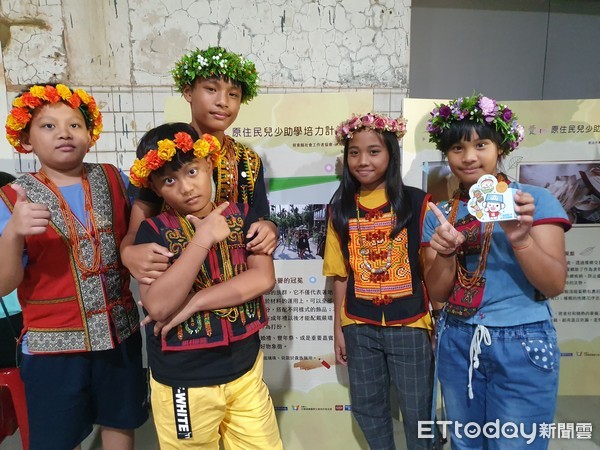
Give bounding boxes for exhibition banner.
[164,94,599,446]
[167,92,374,449]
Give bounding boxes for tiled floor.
[2,397,599,449]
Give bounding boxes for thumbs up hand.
[10,184,51,236]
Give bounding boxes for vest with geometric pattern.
[143,203,268,351]
[0,163,139,354]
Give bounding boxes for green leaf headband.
[171,46,259,104]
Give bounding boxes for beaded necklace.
[447,194,494,288]
[215,137,239,203]
[176,209,239,337]
[37,167,102,279]
[176,207,234,287]
[447,173,509,289]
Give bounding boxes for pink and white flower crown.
[335,113,407,145]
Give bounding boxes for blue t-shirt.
[0,169,131,246]
[0,290,20,317]
[422,182,570,327]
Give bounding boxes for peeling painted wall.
[0,0,411,173]
[1,0,410,90]
[0,0,66,87]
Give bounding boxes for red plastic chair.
[0,367,29,450]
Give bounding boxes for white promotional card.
[467,174,518,222]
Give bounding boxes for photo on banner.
[404,98,600,402]
[518,161,600,225]
[167,91,374,450]
[270,204,327,261]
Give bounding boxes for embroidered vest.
[144,203,268,351]
[0,163,139,353]
[215,137,261,205]
[345,187,430,325]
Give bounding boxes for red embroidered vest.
[0,163,139,353]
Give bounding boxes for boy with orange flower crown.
[122,47,278,285]
[0,84,147,450]
[130,122,282,450]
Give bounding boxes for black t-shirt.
[134,205,261,387]
[297,236,309,249]
[146,330,259,388]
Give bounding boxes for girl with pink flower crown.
[422,94,570,449]
[323,113,438,449]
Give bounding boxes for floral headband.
[129,132,221,188]
[6,84,103,154]
[335,113,407,145]
[171,46,259,103]
[426,94,525,155]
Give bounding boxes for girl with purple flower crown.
[422,94,570,449]
[323,113,438,449]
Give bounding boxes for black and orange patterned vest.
[143,203,268,350]
[345,187,430,325]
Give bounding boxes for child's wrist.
[511,236,533,251]
[189,240,212,252]
[5,221,25,240]
[437,249,456,258]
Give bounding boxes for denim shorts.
[20,332,148,450]
[436,314,559,450]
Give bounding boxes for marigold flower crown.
[129,132,221,188]
[335,113,407,145]
[6,84,103,154]
[172,46,259,103]
[426,94,525,155]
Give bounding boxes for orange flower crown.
[5,84,103,154]
[129,132,221,188]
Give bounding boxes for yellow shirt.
[323,189,433,330]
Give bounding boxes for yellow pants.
[150,351,283,450]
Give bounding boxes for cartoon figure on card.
[482,193,505,220]
[480,177,495,194]
[467,174,518,222]
[469,190,485,219]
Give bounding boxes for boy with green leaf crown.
[122,47,277,283]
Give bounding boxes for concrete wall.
[2,0,600,174]
[0,0,411,174]
[410,0,600,100]
[1,0,410,89]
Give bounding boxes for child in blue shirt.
[0,84,147,450]
[422,94,570,449]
